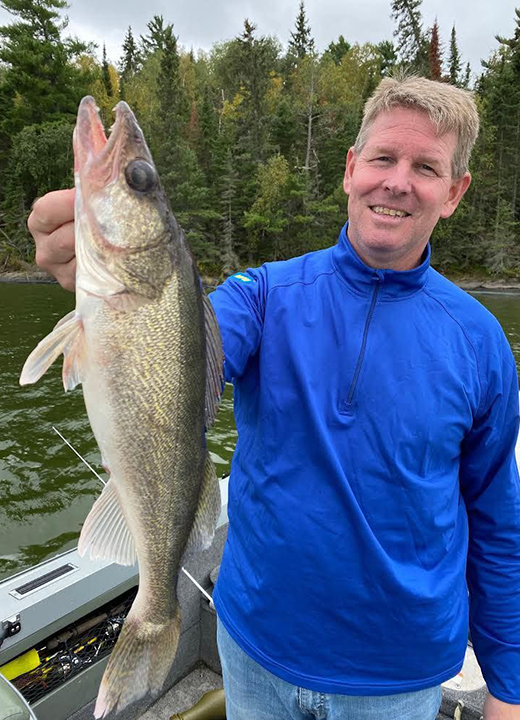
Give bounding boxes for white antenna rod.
[181,566,215,609]
[52,426,106,486]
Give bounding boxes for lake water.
[0,283,519,582]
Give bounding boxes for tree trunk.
[304,63,314,172]
[494,128,504,243]
[511,103,520,221]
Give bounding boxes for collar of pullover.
[331,222,431,300]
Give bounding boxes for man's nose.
[383,163,412,195]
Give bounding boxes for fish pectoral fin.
[20,310,86,390]
[105,291,153,313]
[203,294,224,429]
[183,452,221,559]
[78,478,137,566]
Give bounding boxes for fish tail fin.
[93,602,181,718]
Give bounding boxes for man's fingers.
[54,258,76,293]
[34,221,76,268]
[27,189,77,293]
[29,189,75,235]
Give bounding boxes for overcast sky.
[0,0,518,80]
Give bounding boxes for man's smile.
[369,205,411,218]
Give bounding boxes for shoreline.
[454,279,520,295]
[0,270,56,284]
[1,270,520,295]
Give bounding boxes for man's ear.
[343,147,357,196]
[441,172,472,219]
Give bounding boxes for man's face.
[343,107,471,270]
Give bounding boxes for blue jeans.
[217,618,442,720]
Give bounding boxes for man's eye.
[421,164,436,174]
[374,156,391,163]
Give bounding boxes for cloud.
[0,0,518,75]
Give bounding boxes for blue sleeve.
[459,354,520,704]
[208,269,267,382]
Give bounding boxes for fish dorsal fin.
[203,294,224,429]
[183,452,221,559]
[20,311,86,391]
[78,478,137,566]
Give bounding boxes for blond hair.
[354,75,479,178]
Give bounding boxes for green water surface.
[0,283,518,581]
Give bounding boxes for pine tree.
[428,20,442,81]
[244,154,291,260]
[377,40,398,76]
[0,0,90,257]
[288,1,314,60]
[236,20,272,163]
[496,8,520,73]
[220,148,240,276]
[0,0,89,138]
[324,35,351,65]
[494,9,520,232]
[302,56,318,174]
[102,44,113,97]
[448,26,461,86]
[140,15,168,57]
[391,0,428,73]
[197,84,220,190]
[154,23,183,164]
[474,9,520,272]
[269,95,299,159]
[1,121,74,258]
[120,26,140,99]
[462,62,471,88]
[151,23,217,262]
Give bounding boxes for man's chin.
[350,233,425,271]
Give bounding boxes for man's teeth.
[371,206,408,217]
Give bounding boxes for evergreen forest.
[1,0,520,278]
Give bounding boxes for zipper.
[345,276,382,407]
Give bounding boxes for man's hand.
[484,693,520,719]
[28,188,76,292]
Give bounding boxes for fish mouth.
[74,97,144,184]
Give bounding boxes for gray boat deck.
[140,664,222,720]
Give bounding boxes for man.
[29,76,520,720]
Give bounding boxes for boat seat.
[0,673,36,720]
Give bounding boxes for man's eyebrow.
[367,146,393,155]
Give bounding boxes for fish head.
[74,96,176,307]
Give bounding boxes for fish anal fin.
[20,310,84,387]
[78,478,137,566]
[203,294,224,429]
[183,452,221,560]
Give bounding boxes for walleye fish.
[20,97,224,717]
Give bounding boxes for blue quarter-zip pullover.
[209,223,520,703]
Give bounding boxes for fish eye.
[125,160,157,193]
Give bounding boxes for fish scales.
[20,96,223,717]
[85,257,206,585]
